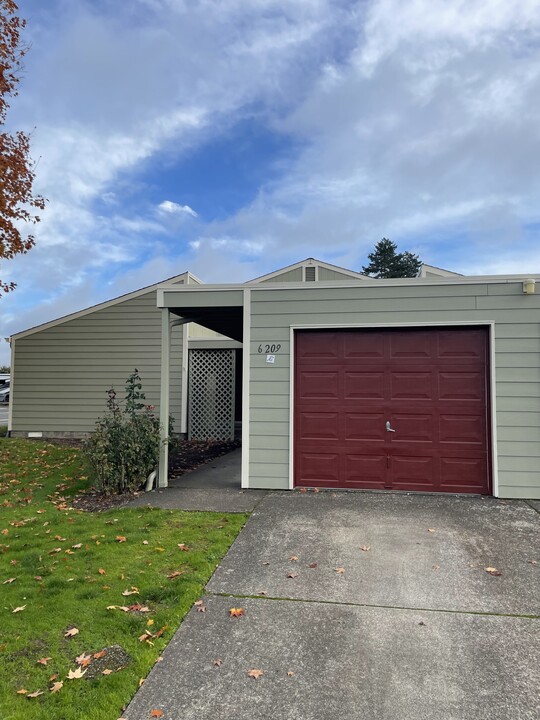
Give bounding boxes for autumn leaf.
[67,666,86,679]
[485,567,502,576]
[167,570,184,579]
[76,653,91,665]
[122,586,139,596]
[54,535,66,541]
[72,543,82,549]
[154,626,168,638]
[213,659,222,667]
[64,627,79,638]
[37,657,52,666]
[16,688,28,694]
[360,546,371,552]
[427,528,436,533]
[93,650,107,659]
[528,560,538,565]
[287,671,295,676]
[289,555,299,561]
[102,669,113,675]
[150,711,164,718]
[335,567,345,574]
[12,605,26,613]
[116,536,127,543]
[3,577,16,584]
[229,607,245,618]
[50,681,63,693]
[196,604,207,613]
[194,600,204,606]
[49,547,62,554]
[177,543,190,551]
[247,668,263,679]
[142,540,149,545]
[98,568,106,575]
[308,562,318,568]
[286,572,299,578]
[27,689,44,698]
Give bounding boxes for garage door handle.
[385,421,396,433]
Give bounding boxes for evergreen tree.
[362,238,422,278]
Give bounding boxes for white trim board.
[241,288,251,489]
[288,321,498,497]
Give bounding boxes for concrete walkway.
[129,449,267,513]
[124,492,540,720]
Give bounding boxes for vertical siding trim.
[181,324,188,434]
[241,288,251,489]
[288,321,498,496]
[490,324,500,497]
[158,309,171,488]
[8,338,14,433]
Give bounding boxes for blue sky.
[2,0,540,364]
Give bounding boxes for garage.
[294,327,491,494]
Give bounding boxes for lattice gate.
[188,349,236,440]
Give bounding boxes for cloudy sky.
[2,0,540,364]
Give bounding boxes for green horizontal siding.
[248,282,540,498]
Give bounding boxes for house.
[8,258,540,500]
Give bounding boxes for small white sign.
[266,354,276,364]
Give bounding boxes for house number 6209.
[258,344,281,353]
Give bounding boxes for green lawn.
[0,439,248,720]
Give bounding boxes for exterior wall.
[247,281,540,499]
[318,266,365,281]
[259,267,303,283]
[11,288,184,437]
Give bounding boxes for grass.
[0,439,248,720]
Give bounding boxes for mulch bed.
[71,439,240,512]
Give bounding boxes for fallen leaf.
[93,650,107,659]
[54,535,66,541]
[37,657,52,666]
[335,567,345,574]
[122,587,139,596]
[194,600,204,606]
[49,548,62,554]
[298,488,308,493]
[102,669,113,676]
[27,689,44,698]
[49,674,58,682]
[427,528,436,533]
[65,549,75,555]
[154,547,165,552]
[150,711,164,718]
[3,577,16,584]
[485,567,502,576]
[16,688,28,694]
[67,667,86,679]
[139,678,145,687]
[116,536,127,543]
[257,590,268,595]
[98,568,106,575]
[72,543,82,549]
[247,668,263,679]
[213,659,222,667]
[289,555,299,561]
[286,571,299,578]
[229,607,245,618]
[142,540,149,545]
[308,562,318,568]
[76,653,91,665]
[64,627,79,638]
[12,605,26,613]
[418,621,426,626]
[528,560,538,565]
[177,543,190,551]
[138,632,153,642]
[167,571,184,579]
[154,626,168,638]
[287,671,295,676]
[261,561,270,566]
[147,619,154,627]
[360,546,371,552]
[432,564,440,571]
[50,681,63,693]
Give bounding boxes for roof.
[247,257,374,283]
[10,271,200,341]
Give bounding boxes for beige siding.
[259,267,303,283]
[188,323,227,339]
[12,289,184,436]
[248,281,540,498]
[318,266,364,281]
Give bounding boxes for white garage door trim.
[288,321,498,496]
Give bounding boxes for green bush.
[83,370,163,494]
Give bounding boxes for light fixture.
[522,279,536,295]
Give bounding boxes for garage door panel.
[345,413,386,441]
[390,414,433,442]
[344,371,385,399]
[439,372,485,401]
[439,457,486,492]
[343,332,385,358]
[295,328,490,494]
[391,372,433,399]
[298,412,339,440]
[389,331,432,358]
[345,454,387,488]
[298,371,339,399]
[296,453,340,486]
[439,415,484,444]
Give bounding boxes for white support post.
[158,309,171,488]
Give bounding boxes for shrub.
[83,370,163,494]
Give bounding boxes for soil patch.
[71,439,240,512]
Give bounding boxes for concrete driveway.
[125,492,540,720]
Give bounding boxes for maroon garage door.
[294,328,491,494]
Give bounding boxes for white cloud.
[158,201,198,218]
